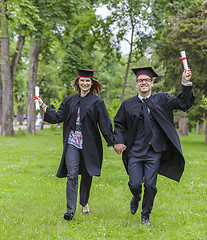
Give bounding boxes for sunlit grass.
[0,129,206,239]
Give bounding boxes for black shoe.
[64,212,74,221]
[141,216,151,226]
[130,196,139,215]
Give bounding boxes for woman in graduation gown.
[35,69,114,220]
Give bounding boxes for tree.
[200,95,207,144]
[58,4,99,92]
[154,0,207,136]
[12,36,25,125]
[0,0,40,135]
[178,111,188,136]
[27,39,42,134]
[26,0,94,133]
[0,64,1,128]
[98,0,154,102]
[149,0,199,40]
[36,40,64,106]
[152,0,207,92]
[0,1,14,135]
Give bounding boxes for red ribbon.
[179,57,187,64]
[34,96,39,100]
[78,76,93,78]
[78,76,97,80]
[137,74,152,79]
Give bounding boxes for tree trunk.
[178,111,188,136]
[0,2,14,136]
[12,36,25,126]
[27,39,42,134]
[120,24,134,103]
[11,35,25,82]
[0,85,2,125]
[196,120,200,135]
[15,94,23,125]
[203,121,207,134]
[17,107,23,125]
[203,121,207,144]
[205,133,207,144]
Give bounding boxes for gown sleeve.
[97,100,114,146]
[44,97,68,124]
[114,102,127,145]
[165,85,195,112]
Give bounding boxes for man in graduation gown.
[114,67,194,226]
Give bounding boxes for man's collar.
[138,93,151,101]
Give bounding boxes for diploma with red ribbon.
[180,51,188,70]
[35,86,40,111]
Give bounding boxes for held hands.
[182,68,192,83]
[114,144,127,155]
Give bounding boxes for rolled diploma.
[180,51,188,70]
[35,86,40,110]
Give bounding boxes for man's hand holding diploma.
[182,68,192,84]
[180,51,192,84]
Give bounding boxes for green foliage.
[200,95,207,123]
[7,0,41,35]
[1,0,92,120]
[156,0,207,91]
[2,0,205,129]
[150,0,199,39]
[99,0,153,56]
[200,95,207,110]
[31,0,80,36]
[94,50,126,102]
[105,100,120,123]
[37,41,65,106]
[58,40,87,87]
[13,63,28,113]
[50,86,67,111]
[58,2,102,87]
[186,92,204,122]
[154,0,207,126]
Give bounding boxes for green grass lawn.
[0,128,206,239]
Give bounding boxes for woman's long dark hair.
[71,77,103,95]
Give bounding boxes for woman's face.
[78,78,93,94]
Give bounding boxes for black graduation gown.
[114,85,195,182]
[44,92,114,178]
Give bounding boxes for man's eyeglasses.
[136,78,152,84]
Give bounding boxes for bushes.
[105,100,121,125]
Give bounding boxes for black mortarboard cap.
[78,69,98,78]
[132,67,158,78]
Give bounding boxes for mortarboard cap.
[78,69,98,79]
[132,67,158,79]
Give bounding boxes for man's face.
[135,74,153,95]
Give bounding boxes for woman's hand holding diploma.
[34,87,47,113]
